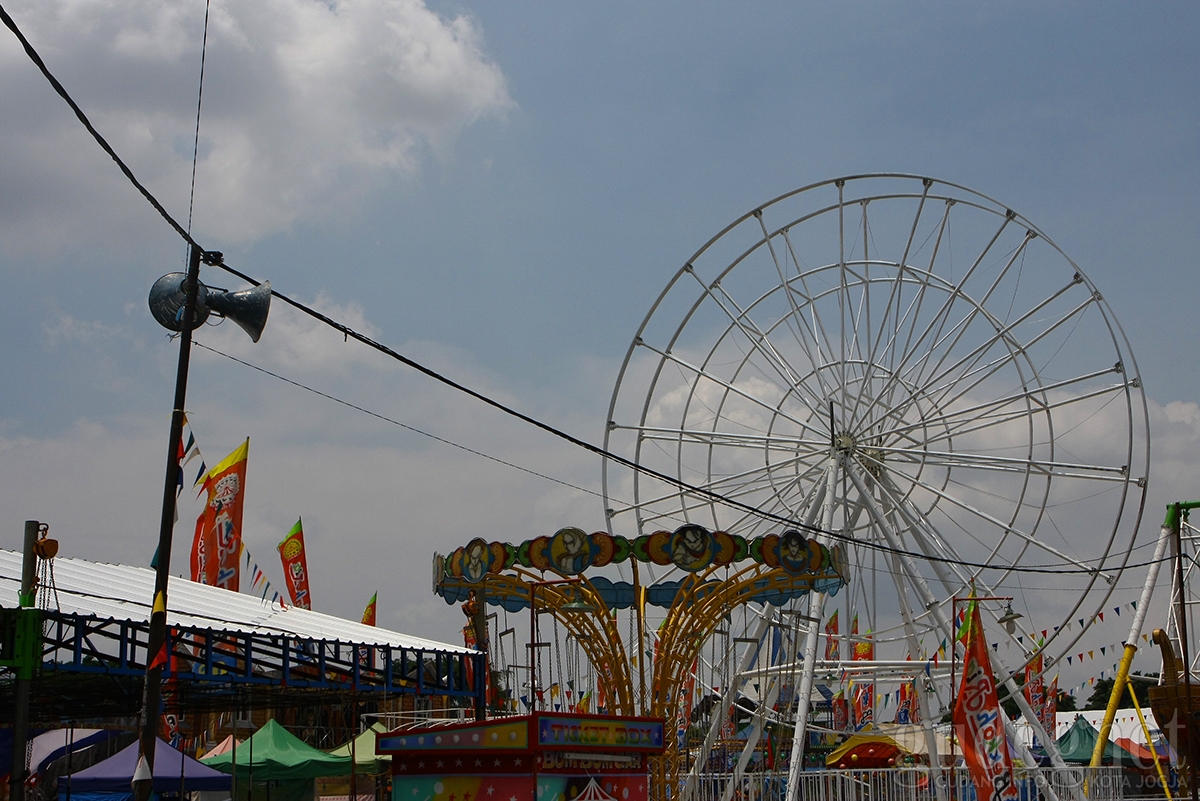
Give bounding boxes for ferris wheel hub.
[833,432,856,454]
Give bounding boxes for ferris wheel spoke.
[856,249,936,432]
[907,231,1039,394]
[890,201,953,383]
[912,290,1098,419]
[682,267,813,396]
[751,212,834,398]
[635,340,824,432]
[843,461,964,637]
[874,472,976,593]
[779,230,843,402]
[847,202,875,377]
[870,444,1129,481]
[904,388,1127,462]
[859,274,1090,432]
[882,368,1129,445]
[623,424,827,452]
[879,210,1017,399]
[609,453,825,521]
[892,466,1107,574]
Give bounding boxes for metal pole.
[134,242,203,801]
[1091,510,1176,768]
[9,519,41,801]
[472,587,488,721]
[529,582,537,713]
[1172,503,1200,801]
[632,560,647,715]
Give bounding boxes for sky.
[1,0,1199,701]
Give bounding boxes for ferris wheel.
[601,175,1150,732]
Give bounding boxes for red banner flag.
[954,600,1020,801]
[824,609,840,660]
[832,690,849,731]
[190,439,249,591]
[361,592,377,626]
[1042,675,1058,739]
[278,518,312,609]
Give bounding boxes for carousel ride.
[435,175,1151,801]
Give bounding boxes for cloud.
[0,0,512,255]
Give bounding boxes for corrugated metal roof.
[0,549,471,655]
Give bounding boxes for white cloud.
[0,0,512,254]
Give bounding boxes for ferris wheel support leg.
[784,456,838,801]
[1091,514,1179,769]
[721,616,788,801]
[847,464,1072,801]
[884,544,949,801]
[682,611,773,801]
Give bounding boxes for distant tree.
[1084,673,1158,711]
[997,672,1025,719]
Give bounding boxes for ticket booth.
[378,713,666,801]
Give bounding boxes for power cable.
[186,0,213,236]
[0,2,201,249]
[192,339,604,500]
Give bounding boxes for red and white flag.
[278,518,312,609]
[954,599,1020,801]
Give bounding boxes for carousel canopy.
[826,734,908,768]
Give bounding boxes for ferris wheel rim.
[601,175,1151,673]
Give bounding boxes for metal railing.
[682,766,1129,801]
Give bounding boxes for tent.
[202,720,351,781]
[32,729,123,777]
[199,736,240,759]
[58,737,230,801]
[327,723,390,774]
[1114,737,1170,769]
[826,734,908,768]
[873,724,954,763]
[1055,716,1139,766]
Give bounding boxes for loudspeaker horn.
[148,273,271,342]
[207,281,272,343]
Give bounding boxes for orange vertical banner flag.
[278,518,312,609]
[954,599,1020,801]
[1024,650,1046,744]
[191,439,249,591]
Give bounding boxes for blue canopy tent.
[59,738,230,801]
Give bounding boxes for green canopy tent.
[202,719,352,801]
[1055,715,1140,766]
[327,723,391,775]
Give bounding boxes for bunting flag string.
[173,414,207,523]
[241,543,282,603]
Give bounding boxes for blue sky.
[1,1,1197,695]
